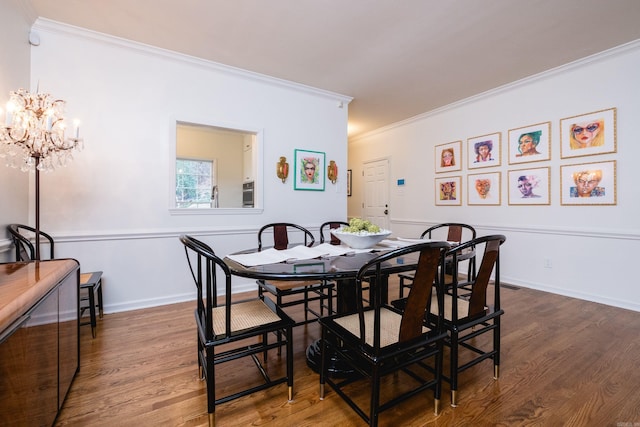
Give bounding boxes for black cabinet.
[0,260,79,427]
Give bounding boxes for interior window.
[173,122,259,211]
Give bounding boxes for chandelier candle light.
[0,88,83,260]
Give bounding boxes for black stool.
[80,271,104,338]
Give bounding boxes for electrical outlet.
[544,258,552,268]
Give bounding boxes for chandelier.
[1,88,82,171]
[1,88,83,260]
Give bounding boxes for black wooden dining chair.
[430,234,506,407]
[7,224,105,338]
[319,221,349,245]
[319,241,451,427]
[7,223,55,261]
[398,223,477,299]
[257,223,334,325]
[180,235,294,427]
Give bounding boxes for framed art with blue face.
[294,149,325,191]
[560,107,616,159]
[508,121,551,165]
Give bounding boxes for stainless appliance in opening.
[242,181,254,208]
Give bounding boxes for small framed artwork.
[560,107,617,159]
[346,169,352,196]
[435,141,462,173]
[508,121,551,164]
[294,149,325,191]
[507,167,550,205]
[468,172,501,205]
[560,160,616,206]
[467,132,501,169]
[435,176,462,206]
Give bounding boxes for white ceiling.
[27,0,640,138]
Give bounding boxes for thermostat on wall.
[397,179,405,186]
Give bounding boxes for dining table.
[223,242,423,375]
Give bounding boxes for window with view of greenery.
[176,159,214,208]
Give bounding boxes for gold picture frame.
[560,160,616,205]
[560,107,617,159]
[435,176,462,206]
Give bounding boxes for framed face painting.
[435,141,462,173]
[560,160,616,205]
[560,107,617,159]
[507,167,550,205]
[467,132,501,169]
[294,149,325,191]
[508,121,551,164]
[467,172,501,205]
[435,176,462,206]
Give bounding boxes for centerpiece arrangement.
[331,218,391,249]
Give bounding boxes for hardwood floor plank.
[55,280,640,426]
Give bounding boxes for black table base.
[305,339,355,377]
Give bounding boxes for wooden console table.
[0,259,80,426]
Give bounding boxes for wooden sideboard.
[0,259,80,426]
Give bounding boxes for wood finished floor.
[55,279,640,426]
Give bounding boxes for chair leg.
[434,339,443,415]
[277,295,283,356]
[97,279,104,318]
[319,327,327,400]
[493,317,501,379]
[286,325,294,402]
[370,366,381,427]
[205,346,216,426]
[88,286,97,338]
[450,331,459,407]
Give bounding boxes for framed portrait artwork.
[560,160,616,206]
[507,167,550,205]
[435,176,462,206]
[467,132,501,169]
[560,107,617,159]
[435,141,462,173]
[294,149,325,191]
[346,169,352,196]
[508,121,551,164]
[468,172,501,205]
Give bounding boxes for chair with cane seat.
[319,241,451,427]
[398,223,477,299]
[7,223,104,338]
[430,234,506,407]
[257,223,334,325]
[319,221,349,245]
[180,235,294,427]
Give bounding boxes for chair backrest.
[420,223,476,244]
[258,223,315,250]
[319,221,349,245]
[355,241,451,350]
[180,235,233,339]
[447,234,506,318]
[7,224,55,261]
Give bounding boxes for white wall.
[0,0,34,262]
[24,19,350,313]
[349,41,640,312]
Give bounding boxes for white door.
[362,159,390,230]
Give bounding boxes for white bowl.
[330,229,392,249]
